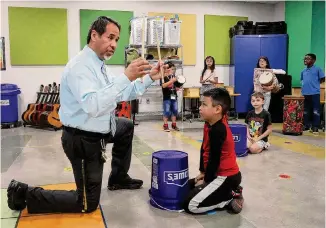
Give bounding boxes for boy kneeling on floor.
[183,88,244,214]
[246,92,273,154]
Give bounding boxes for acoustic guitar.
[34,84,54,126]
[22,85,44,125]
[47,84,62,129]
[28,85,50,125]
[39,83,57,127]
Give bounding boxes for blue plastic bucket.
[229,124,248,157]
[1,84,21,123]
[149,150,189,211]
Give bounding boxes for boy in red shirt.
[183,88,244,214]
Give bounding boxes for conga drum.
[282,95,304,135]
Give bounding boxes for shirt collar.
[305,65,315,70]
[83,45,104,66]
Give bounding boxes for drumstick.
[156,28,164,82]
[141,17,145,82]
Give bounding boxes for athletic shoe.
[163,124,170,132]
[7,179,28,210]
[108,175,143,191]
[171,123,180,131]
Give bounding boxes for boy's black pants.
[183,172,241,214]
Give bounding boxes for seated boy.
[183,88,243,214]
[246,92,273,153]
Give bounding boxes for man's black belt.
[63,126,108,138]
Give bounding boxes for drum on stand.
[282,95,304,135]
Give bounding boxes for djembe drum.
[282,95,304,135]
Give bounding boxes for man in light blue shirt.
[8,16,166,214]
[301,53,325,134]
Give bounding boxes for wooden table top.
[183,95,200,98]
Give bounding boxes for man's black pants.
[26,117,134,213]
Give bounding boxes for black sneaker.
[108,175,143,191]
[7,179,28,211]
[303,126,311,131]
[312,127,319,135]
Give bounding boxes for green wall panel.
[204,15,248,65]
[311,1,325,71]
[8,7,68,65]
[286,1,313,87]
[80,9,133,65]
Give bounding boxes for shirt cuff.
[143,74,154,88]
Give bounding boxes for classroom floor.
[1,120,325,228]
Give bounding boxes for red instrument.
[115,102,131,119]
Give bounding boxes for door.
[233,36,261,113]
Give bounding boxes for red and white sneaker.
[171,123,180,131]
[163,124,170,132]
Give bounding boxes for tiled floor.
[1,120,325,228]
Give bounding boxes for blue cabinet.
[231,35,288,113]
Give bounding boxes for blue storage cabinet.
[231,34,288,113]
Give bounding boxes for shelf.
[127,44,182,49]
[148,59,183,65]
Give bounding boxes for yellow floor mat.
[17,183,106,228]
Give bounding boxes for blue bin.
[229,124,248,157]
[1,84,21,123]
[149,150,189,211]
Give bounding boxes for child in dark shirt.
[183,88,243,214]
[246,92,273,154]
[160,62,182,132]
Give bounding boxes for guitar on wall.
[22,85,44,125]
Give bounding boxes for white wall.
[273,2,285,21]
[1,1,283,115]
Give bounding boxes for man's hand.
[124,58,152,81]
[149,61,168,81]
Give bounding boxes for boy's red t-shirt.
[200,116,239,182]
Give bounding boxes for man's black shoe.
[108,175,143,191]
[7,179,28,210]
